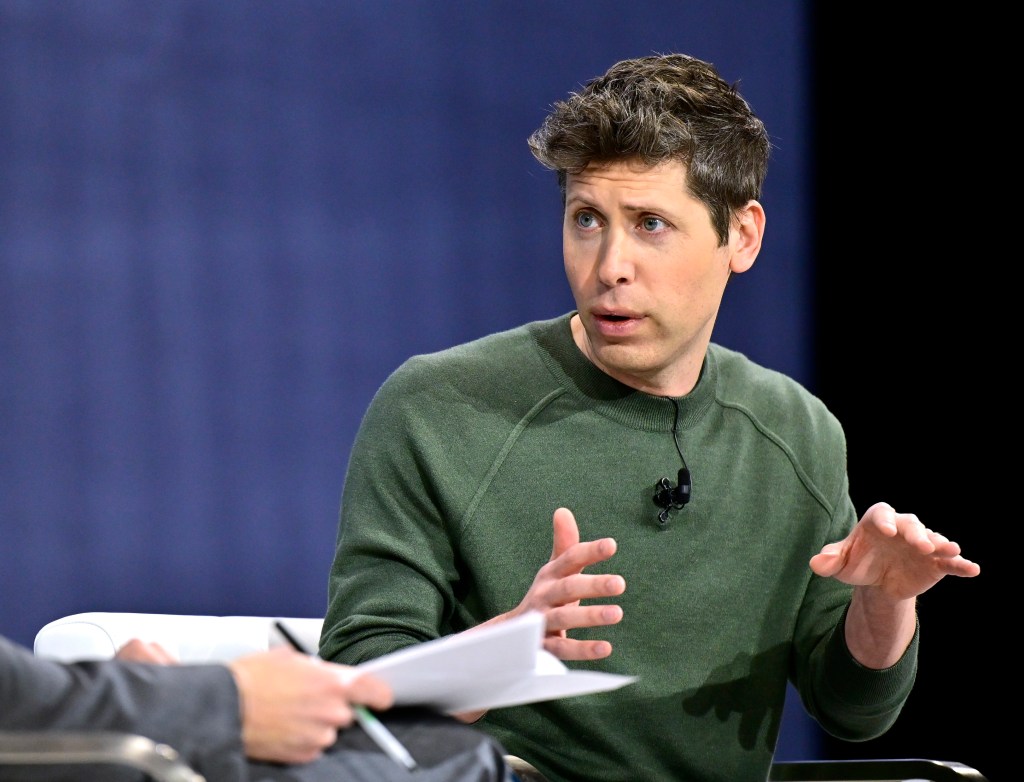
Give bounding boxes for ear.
[728,200,765,274]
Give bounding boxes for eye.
[641,216,666,232]
[575,210,600,230]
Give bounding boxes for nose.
[596,227,634,286]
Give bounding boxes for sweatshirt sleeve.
[811,606,919,740]
[0,635,248,782]
[790,470,919,742]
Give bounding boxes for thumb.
[809,543,844,577]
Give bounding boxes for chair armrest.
[504,754,550,781]
[769,758,989,781]
[0,731,205,782]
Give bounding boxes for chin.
[591,344,654,378]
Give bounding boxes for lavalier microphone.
[653,467,691,526]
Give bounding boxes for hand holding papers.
[354,611,636,714]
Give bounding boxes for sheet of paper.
[356,611,636,713]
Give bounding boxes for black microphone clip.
[653,467,691,526]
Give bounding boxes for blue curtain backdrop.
[0,0,817,759]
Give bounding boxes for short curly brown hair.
[528,53,770,245]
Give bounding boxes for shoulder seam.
[460,387,567,539]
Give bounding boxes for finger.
[926,535,961,558]
[549,572,625,607]
[925,529,950,545]
[543,636,614,661]
[944,556,981,578]
[863,502,898,536]
[892,513,936,553]
[546,537,619,579]
[551,507,580,560]
[544,603,623,633]
[148,642,177,664]
[279,744,324,766]
[114,639,147,661]
[116,639,178,664]
[338,671,394,710]
[302,726,338,756]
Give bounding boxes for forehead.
[565,158,691,205]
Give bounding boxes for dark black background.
[810,9,998,779]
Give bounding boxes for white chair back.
[34,612,324,662]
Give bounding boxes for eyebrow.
[566,193,659,211]
[566,196,670,219]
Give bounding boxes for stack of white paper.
[355,611,636,714]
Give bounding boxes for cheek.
[686,265,733,316]
[563,265,588,303]
[562,243,587,287]
[681,246,732,290]
[660,256,729,308]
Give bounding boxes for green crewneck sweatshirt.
[321,313,917,782]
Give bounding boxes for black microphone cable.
[652,399,691,527]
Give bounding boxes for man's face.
[563,158,751,397]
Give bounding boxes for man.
[1,633,511,781]
[318,53,980,782]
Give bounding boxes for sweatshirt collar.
[533,312,717,432]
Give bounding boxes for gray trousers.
[249,708,514,782]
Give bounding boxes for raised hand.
[510,506,625,661]
[453,507,626,723]
[810,501,980,601]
